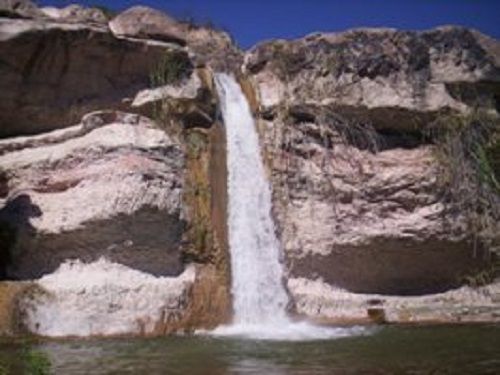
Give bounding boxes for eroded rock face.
[0,5,235,335]
[245,27,500,131]
[40,5,108,24]
[186,26,243,72]
[244,26,500,296]
[0,111,186,279]
[288,277,500,324]
[132,69,216,128]
[0,281,32,335]
[258,116,495,295]
[0,17,190,138]
[0,3,243,139]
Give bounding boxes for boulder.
[109,6,186,46]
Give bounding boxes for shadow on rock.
[0,193,42,280]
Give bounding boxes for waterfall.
[212,73,364,340]
[215,73,289,325]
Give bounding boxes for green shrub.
[150,52,192,88]
[24,349,51,375]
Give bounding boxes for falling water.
[215,73,289,325]
[212,73,365,340]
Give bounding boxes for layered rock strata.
[244,27,500,298]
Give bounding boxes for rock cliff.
[0,2,499,335]
[243,27,500,319]
[0,3,232,336]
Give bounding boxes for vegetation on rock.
[24,348,51,375]
[150,51,193,87]
[429,110,500,283]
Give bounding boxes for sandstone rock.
[20,260,196,337]
[0,111,186,279]
[132,69,216,128]
[0,281,32,335]
[108,6,243,70]
[263,117,494,294]
[109,6,186,46]
[40,4,108,24]
[245,26,500,296]
[0,0,41,18]
[186,26,243,71]
[0,18,190,137]
[288,277,500,324]
[133,72,202,106]
[245,27,500,131]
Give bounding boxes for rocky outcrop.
[186,26,242,72]
[289,277,500,324]
[40,4,108,24]
[0,111,185,279]
[245,27,499,131]
[0,2,242,139]
[0,281,32,335]
[0,0,232,333]
[0,0,42,19]
[244,26,500,297]
[20,260,196,337]
[109,6,186,46]
[132,68,216,129]
[0,1,499,335]
[0,1,107,22]
[0,16,190,137]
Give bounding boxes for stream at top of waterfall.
[2,325,499,374]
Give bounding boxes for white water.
[215,73,289,324]
[211,73,365,341]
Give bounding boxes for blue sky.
[40,1,500,49]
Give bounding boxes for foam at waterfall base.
[204,321,369,341]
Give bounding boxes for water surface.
[1,325,499,374]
